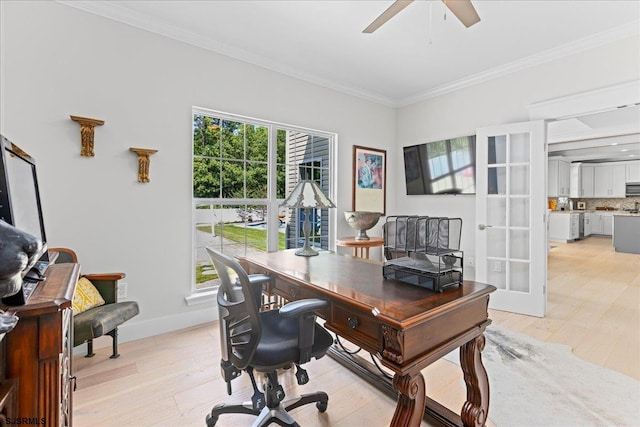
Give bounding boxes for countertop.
[549,210,640,216]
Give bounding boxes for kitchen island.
[613,213,640,254]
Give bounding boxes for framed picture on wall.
[352,145,386,215]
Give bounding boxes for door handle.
[478,224,493,230]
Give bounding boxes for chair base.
[206,392,328,427]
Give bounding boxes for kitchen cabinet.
[603,214,613,236]
[594,164,626,198]
[580,164,595,198]
[570,164,580,198]
[548,212,579,242]
[589,212,603,235]
[627,161,640,183]
[548,158,570,197]
[588,212,613,236]
[583,214,591,236]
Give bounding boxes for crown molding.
[56,1,398,107]
[397,21,640,107]
[58,1,638,109]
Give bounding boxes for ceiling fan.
[363,0,480,33]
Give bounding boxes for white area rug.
[446,326,640,427]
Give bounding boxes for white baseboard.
[73,307,219,355]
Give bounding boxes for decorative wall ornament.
[69,115,104,157]
[129,147,158,183]
[352,145,386,215]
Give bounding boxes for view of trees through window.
[192,111,333,291]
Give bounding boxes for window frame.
[188,107,337,304]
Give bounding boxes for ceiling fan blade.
[441,0,481,28]
[363,0,415,34]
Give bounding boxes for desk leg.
[460,334,489,427]
[390,369,425,427]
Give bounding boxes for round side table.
[336,237,384,260]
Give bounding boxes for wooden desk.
[240,250,496,427]
[336,236,384,259]
[2,263,78,426]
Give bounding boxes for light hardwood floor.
[73,236,639,426]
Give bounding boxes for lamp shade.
[280,180,335,209]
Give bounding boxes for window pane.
[193,115,220,157]
[193,157,220,198]
[221,160,245,198]
[221,120,245,160]
[246,162,268,199]
[245,124,268,162]
[276,164,287,199]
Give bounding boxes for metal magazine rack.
[383,215,463,292]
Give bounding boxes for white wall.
[0,2,396,342]
[2,1,638,343]
[395,35,640,279]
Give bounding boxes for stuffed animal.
[0,220,42,333]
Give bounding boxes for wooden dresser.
[1,263,78,426]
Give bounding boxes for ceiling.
[62,1,640,107]
[548,105,640,162]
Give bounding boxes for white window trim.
[187,107,337,302]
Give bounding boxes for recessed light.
[611,143,618,146]
[621,149,628,152]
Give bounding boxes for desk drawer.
[272,277,319,301]
[329,303,382,352]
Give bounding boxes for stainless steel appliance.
[578,213,584,239]
[626,182,640,197]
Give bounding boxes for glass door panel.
[476,120,546,317]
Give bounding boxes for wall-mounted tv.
[403,135,476,195]
[0,135,48,263]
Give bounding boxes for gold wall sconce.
[70,115,105,157]
[129,147,158,183]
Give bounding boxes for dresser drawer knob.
[348,317,359,329]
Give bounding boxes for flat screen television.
[0,134,49,264]
[403,135,476,195]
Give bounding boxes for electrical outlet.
[493,261,502,273]
[118,282,128,299]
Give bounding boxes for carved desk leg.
[460,334,489,427]
[390,369,425,427]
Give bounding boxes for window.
[191,109,335,297]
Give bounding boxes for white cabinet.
[603,214,613,236]
[548,159,570,197]
[583,214,591,236]
[570,164,580,198]
[587,212,613,235]
[594,164,626,198]
[611,165,626,197]
[589,212,603,235]
[580,164,594,198]
[548,212,579,242]
[627,161,640,183]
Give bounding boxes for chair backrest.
[205,247,261,370]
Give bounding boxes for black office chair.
[205,248,333,427]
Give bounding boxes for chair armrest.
[279,299,327,318]
[234,274,271,309]
[280,299,329,364]
[83,273,126,304]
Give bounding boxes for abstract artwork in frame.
[352,145,386,215]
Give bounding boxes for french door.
[475,121,547,317]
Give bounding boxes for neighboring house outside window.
[190,109,335,298]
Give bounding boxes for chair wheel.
[316,400,328,413]
[205,413,218,427]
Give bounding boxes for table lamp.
[280,180,335,256]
